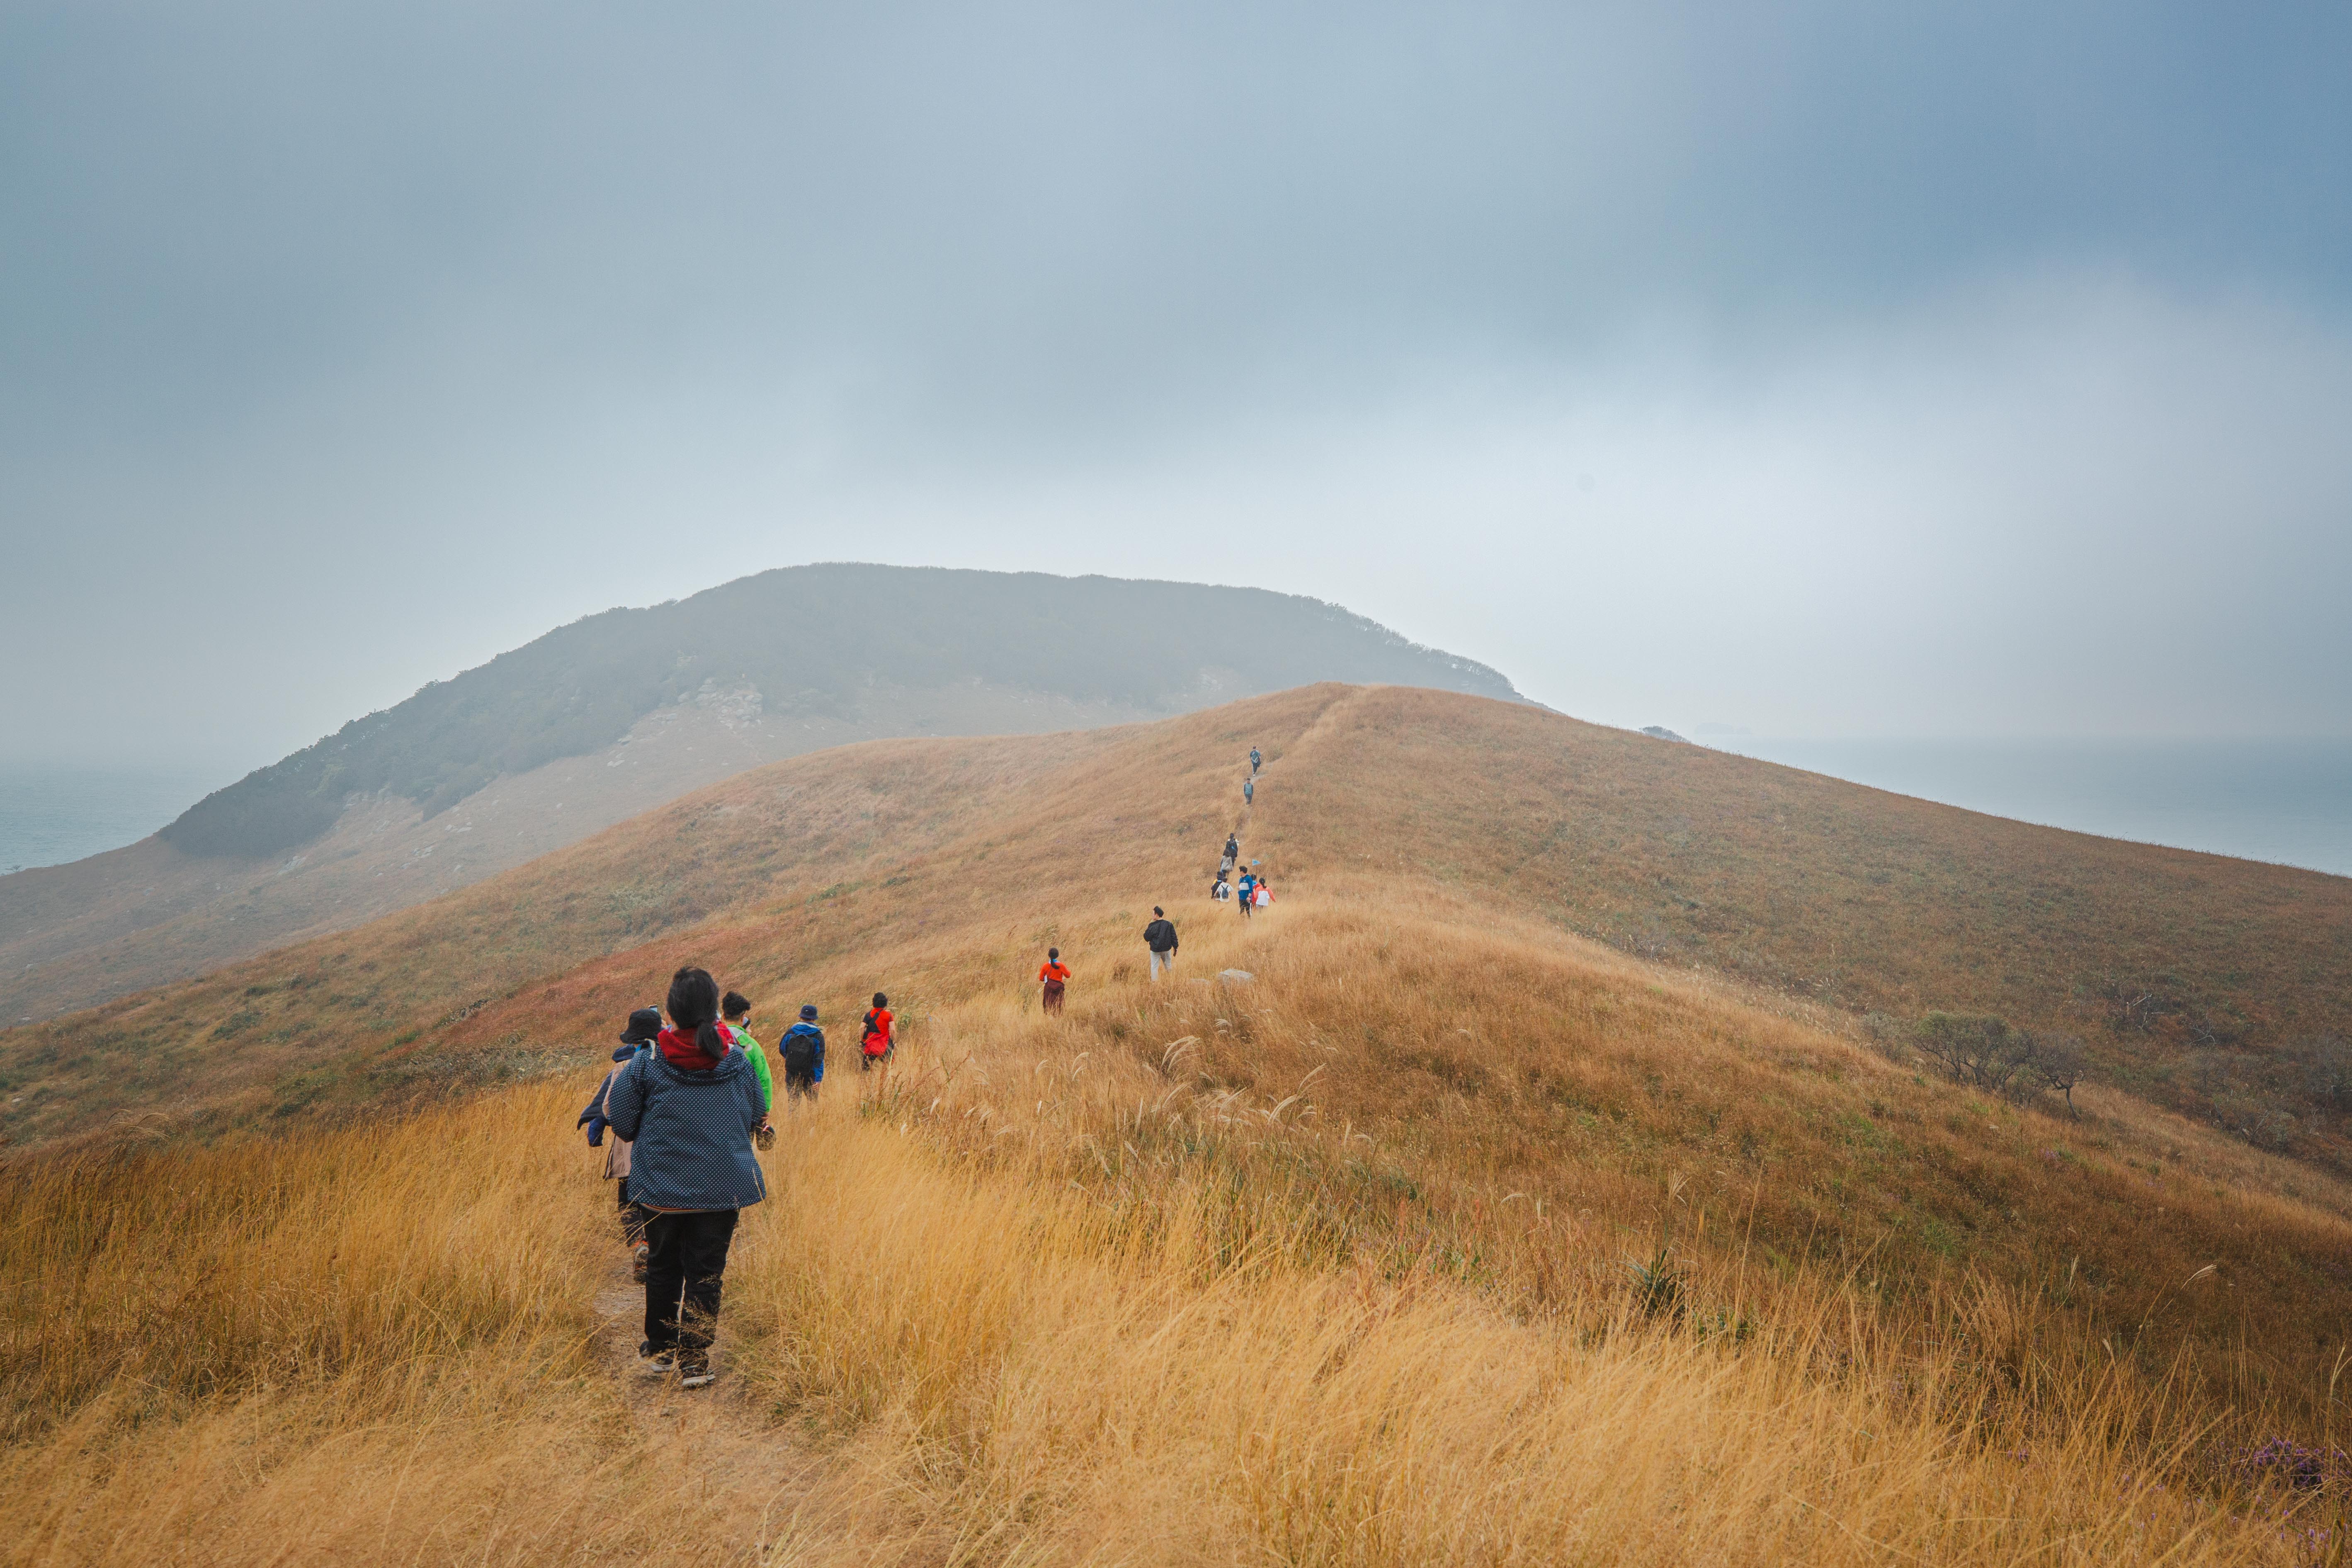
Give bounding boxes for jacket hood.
[647,1039,748,1083]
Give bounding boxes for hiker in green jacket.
[722,991,775,1126]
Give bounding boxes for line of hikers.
[1212,828,1274,916]
[577,969,895,1388]
[581,744,1267,1387]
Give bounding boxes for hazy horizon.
[7,4,2350,772]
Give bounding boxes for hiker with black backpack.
[777,1005,825,1107]
[859,992,896,1106]
[1250,746,1262,776]
[603,966,766,1389]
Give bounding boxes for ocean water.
[0,765,235,874]
[1718,738,2352,879]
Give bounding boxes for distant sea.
[1718,738,2352,879]
[0,765,235,875]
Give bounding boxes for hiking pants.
[1150,949,1176,981]
[783,1067,818,1101]
[1042,979,1066,1015]
[616,1177,651,1248]
[643,1208,740,1358]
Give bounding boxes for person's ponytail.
[665,966,726,1060]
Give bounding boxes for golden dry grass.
[0,1081,796,1564]
[5,684,2352,1561]
[5,951,2346,1564]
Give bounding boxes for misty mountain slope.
[0,569,1515,1021]
[160,565,1517,859]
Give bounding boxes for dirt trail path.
[591,1257,821,1561]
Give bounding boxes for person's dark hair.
[1153,906,1164,916]
[872,990,888,1008]
[722,990,752,1021]
[667,966,726,1061]
[1048,947,1059,960]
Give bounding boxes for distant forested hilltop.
[163,565,1519,859]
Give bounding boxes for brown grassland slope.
[4,684,2352,1563]
[0,675,1165,1027]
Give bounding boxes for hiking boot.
[678,1355,716,1389]
[637,1343,676,1376]
[631,1243,649,1283]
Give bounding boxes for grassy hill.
[159,565,1517,860]
[0,568,1516,1027]
[5,685,2351,1561]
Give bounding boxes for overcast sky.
[6,1,2349,770]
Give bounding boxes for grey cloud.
[4,1,2349,767]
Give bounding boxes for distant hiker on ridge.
[1143,907,1179,980]
[1243,777,1254,806]
[1250,747,1262,776]
[1038,948,1071,1015]
[604,966,766,1390]
[860,992,896,1106]
[579,1004,663,1283]
[1221,833,1239,876]
[779,1005,825,1107]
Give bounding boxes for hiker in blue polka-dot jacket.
[604,964,767,1388]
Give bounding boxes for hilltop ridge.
[0,569,1516,1022]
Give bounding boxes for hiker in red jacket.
[859,992,896,1106]
[1038,948,1071,1015]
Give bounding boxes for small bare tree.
[1913,1012,2037,1099]
[2027,1031,2087,1116]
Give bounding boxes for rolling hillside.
[5,684,2351,1563]
[0,568,1517,1024]
[11,686,2343,1175]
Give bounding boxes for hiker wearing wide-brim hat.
[578,1006,664,1281]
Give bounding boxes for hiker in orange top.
[1038,948,1071,1015]
[859,991,896,1106]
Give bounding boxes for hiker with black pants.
[579,1005,663,1282]
[1144,907,1179,981]
[1250,747,1261,776]
[1243,777,1254,806]
[604,966,766,1389]
[778,1005,825,1105]
[1221,834,1238,877]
